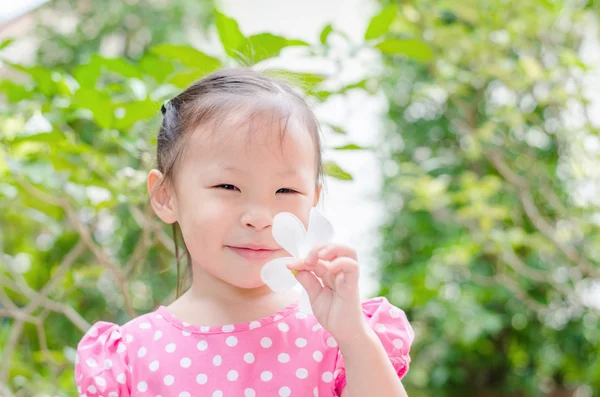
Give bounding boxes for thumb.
[294,270,322,302]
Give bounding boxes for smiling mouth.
[227,246,279,261]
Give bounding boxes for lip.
[227,245,279,261]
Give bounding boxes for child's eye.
[277,188,298,194]
[216,184,240,191]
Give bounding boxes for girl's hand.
[287,244,369,343]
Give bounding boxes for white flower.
[260,208,334,314]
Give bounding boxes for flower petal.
[260,257,298,292]
[272,212,307,258]
[305,207,334,249]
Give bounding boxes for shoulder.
[360,297,415,354]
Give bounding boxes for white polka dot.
[326,337,337,347]
[155,314,163,319]
[213,391,223,397]
[201,326,211,332]
[389,307,401,318]
[213,355,222,366]
[222,324,235,332]
[137,347,147,358]
[117,343,126,353]
[183,322,190,327]
[116,373,126,384]
[261,337,272,348]
[297,368,309,379]
[244,352,255,363]
[164,375,174,386]
[227,370,239,381]
[180,392,190,397]
[154,330,162,340]
[296,312,308,319]
[139,322,151,329]
[104,359,113,369]
[278,353,290,363]
[149,360,159,371]
[226,336,238,347]
[99,334,108,345]
[393,338,404,349]
[125,334,133,343]
[322,372,333,383]
[95,376,106,387]
[375,323,386,333]
[261,371,273,381]
[137,381,148,392]
[180,357,191,368]
[245,389,256,397]
[314,386,319,396]
[87,385,97,393]
[274,315,283,321]
[249,321,261,329]
[197,340,208,351]
[312,323,322,331]
[109,392,118,397]
[279,386,292,397]
[278,323,290,332]
[165,343,176,353]
[313,351,323,362]
[88,326,98,337]
[196,373,208,385]
[86,358,98,368]
[295,338,307,348]
[182,330,191,336]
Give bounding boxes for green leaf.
[376,38,433,62]
[75,89,114,129]
[215,10,246,56]
[328,124,346,135]
[324,161,353,180]
[91,55,143,79]
[265,70,326,90]
[114,99,159,130]
[333,144,367,150]
[242,33,308,63]
[320,24,333,44]
[167,69,212,89]
[12,130,64,145]
[139,54,175,82]
[365,4,397,40]
[0,38,14,51]
[150,44,221,72]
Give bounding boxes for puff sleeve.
[333,297,414,396]
[74,322,131,397]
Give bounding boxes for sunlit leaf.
[365,3,397,40]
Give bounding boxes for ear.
[313,184,322,207]
[147,169,177,224]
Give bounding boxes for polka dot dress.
[75,297,413,397]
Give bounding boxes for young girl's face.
[162,110,320,289]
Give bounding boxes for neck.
[166,261,300,327]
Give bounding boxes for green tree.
[376,1,599,396]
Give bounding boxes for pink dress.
[75,297,414,397]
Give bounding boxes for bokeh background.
[1,0,599,396]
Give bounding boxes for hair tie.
[161,100,169,115]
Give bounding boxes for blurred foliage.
[376,1,600,397]
[0,0,599,397]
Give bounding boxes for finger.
[305,244,329,267]
[318,244,358,262]
[294,270,323,300]
[328,258,360,287]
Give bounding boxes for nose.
[240,206,272,231]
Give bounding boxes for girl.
[75,68,414,397]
